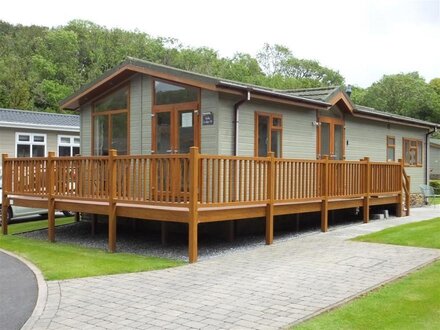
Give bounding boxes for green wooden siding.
[345,116,428,193]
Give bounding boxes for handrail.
[402,167,411,216]
[2,150,405,208]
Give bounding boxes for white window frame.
[15,132,47,157]
[57,135,80,156]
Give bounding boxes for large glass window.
[93,86,129,155]
[94,88,128,112]
[154,80,198,105]
[403,138,422,167]
[58,135,80,156]
[255,113,282,157]
[16,133,46,157]
[386,136,395,162]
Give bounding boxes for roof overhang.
[353,107,440,130]
[217,81,330,110]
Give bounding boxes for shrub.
[429,180,440,193]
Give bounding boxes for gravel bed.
[19,216,392,261]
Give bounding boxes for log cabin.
[2,58,439,262]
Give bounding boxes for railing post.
[266,152,275,244]
[108,149,117,252]
[363,157,370,223]
[188,147,199,263]
[2,154,10,235]
[47,152,56,242]
[406,175,411,216]
[321,156,329,232]
[397,158,404,217]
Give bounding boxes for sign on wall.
[202,112,214,125]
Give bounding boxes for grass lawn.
[295,218,440,330]
[0,219,184,280]
[7,217,76,235]
[352,217,440,249]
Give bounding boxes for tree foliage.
[0,20,344,113]
[0,20,439,123]
[352,73,440,123]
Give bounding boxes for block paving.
[30,208,440,329]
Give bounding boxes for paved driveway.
[29,208,440,329]
[0,251,38,330]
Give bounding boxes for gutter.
[0,122,80,132]
[233,91,251,156]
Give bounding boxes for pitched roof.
[283,86,439,129]
[0,108,80,132]
[60,57,330,110]
[282,86,341,101]
[60,57,439,130]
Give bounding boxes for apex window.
[93,85,129,155]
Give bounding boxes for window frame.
[254,112,283,157]
[151,79,201,153]
[57,135,80,157]
[386,135,396,162]
[15,132,47,157]
[402,137,423,167]
[91,83,130,156]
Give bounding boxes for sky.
[1,0,440,87]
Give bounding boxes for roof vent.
[346,84,352,97]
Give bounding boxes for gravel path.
[22,215,375,261]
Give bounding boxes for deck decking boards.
[1,148,409,262]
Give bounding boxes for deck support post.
[74,212,80,222]
[226,221,235,242]
[108,149,117,253]
[47,152,56,242]
[91,214,98,236]
[363,157,370,223]
[161,222,168,245]
[188,147,199,263]
[1,154,9,235]
[321,156,329,232]
[266,152,275,244]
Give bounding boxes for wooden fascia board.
[328,92,354,113]
[61,66,130,110]
[124,64,219,91]
[352,112,432,130]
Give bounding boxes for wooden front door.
[317,117,345,160]
[152,106,199,200]
[152,106,199,155]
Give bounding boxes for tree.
[0,21,347,112]
[256,43,344,87]
[360,73,440,122]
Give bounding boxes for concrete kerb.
[287,248,440,328]
[0,248,48,330]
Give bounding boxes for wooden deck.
[1,148,410,262]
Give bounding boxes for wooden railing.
[2,149,405,208]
